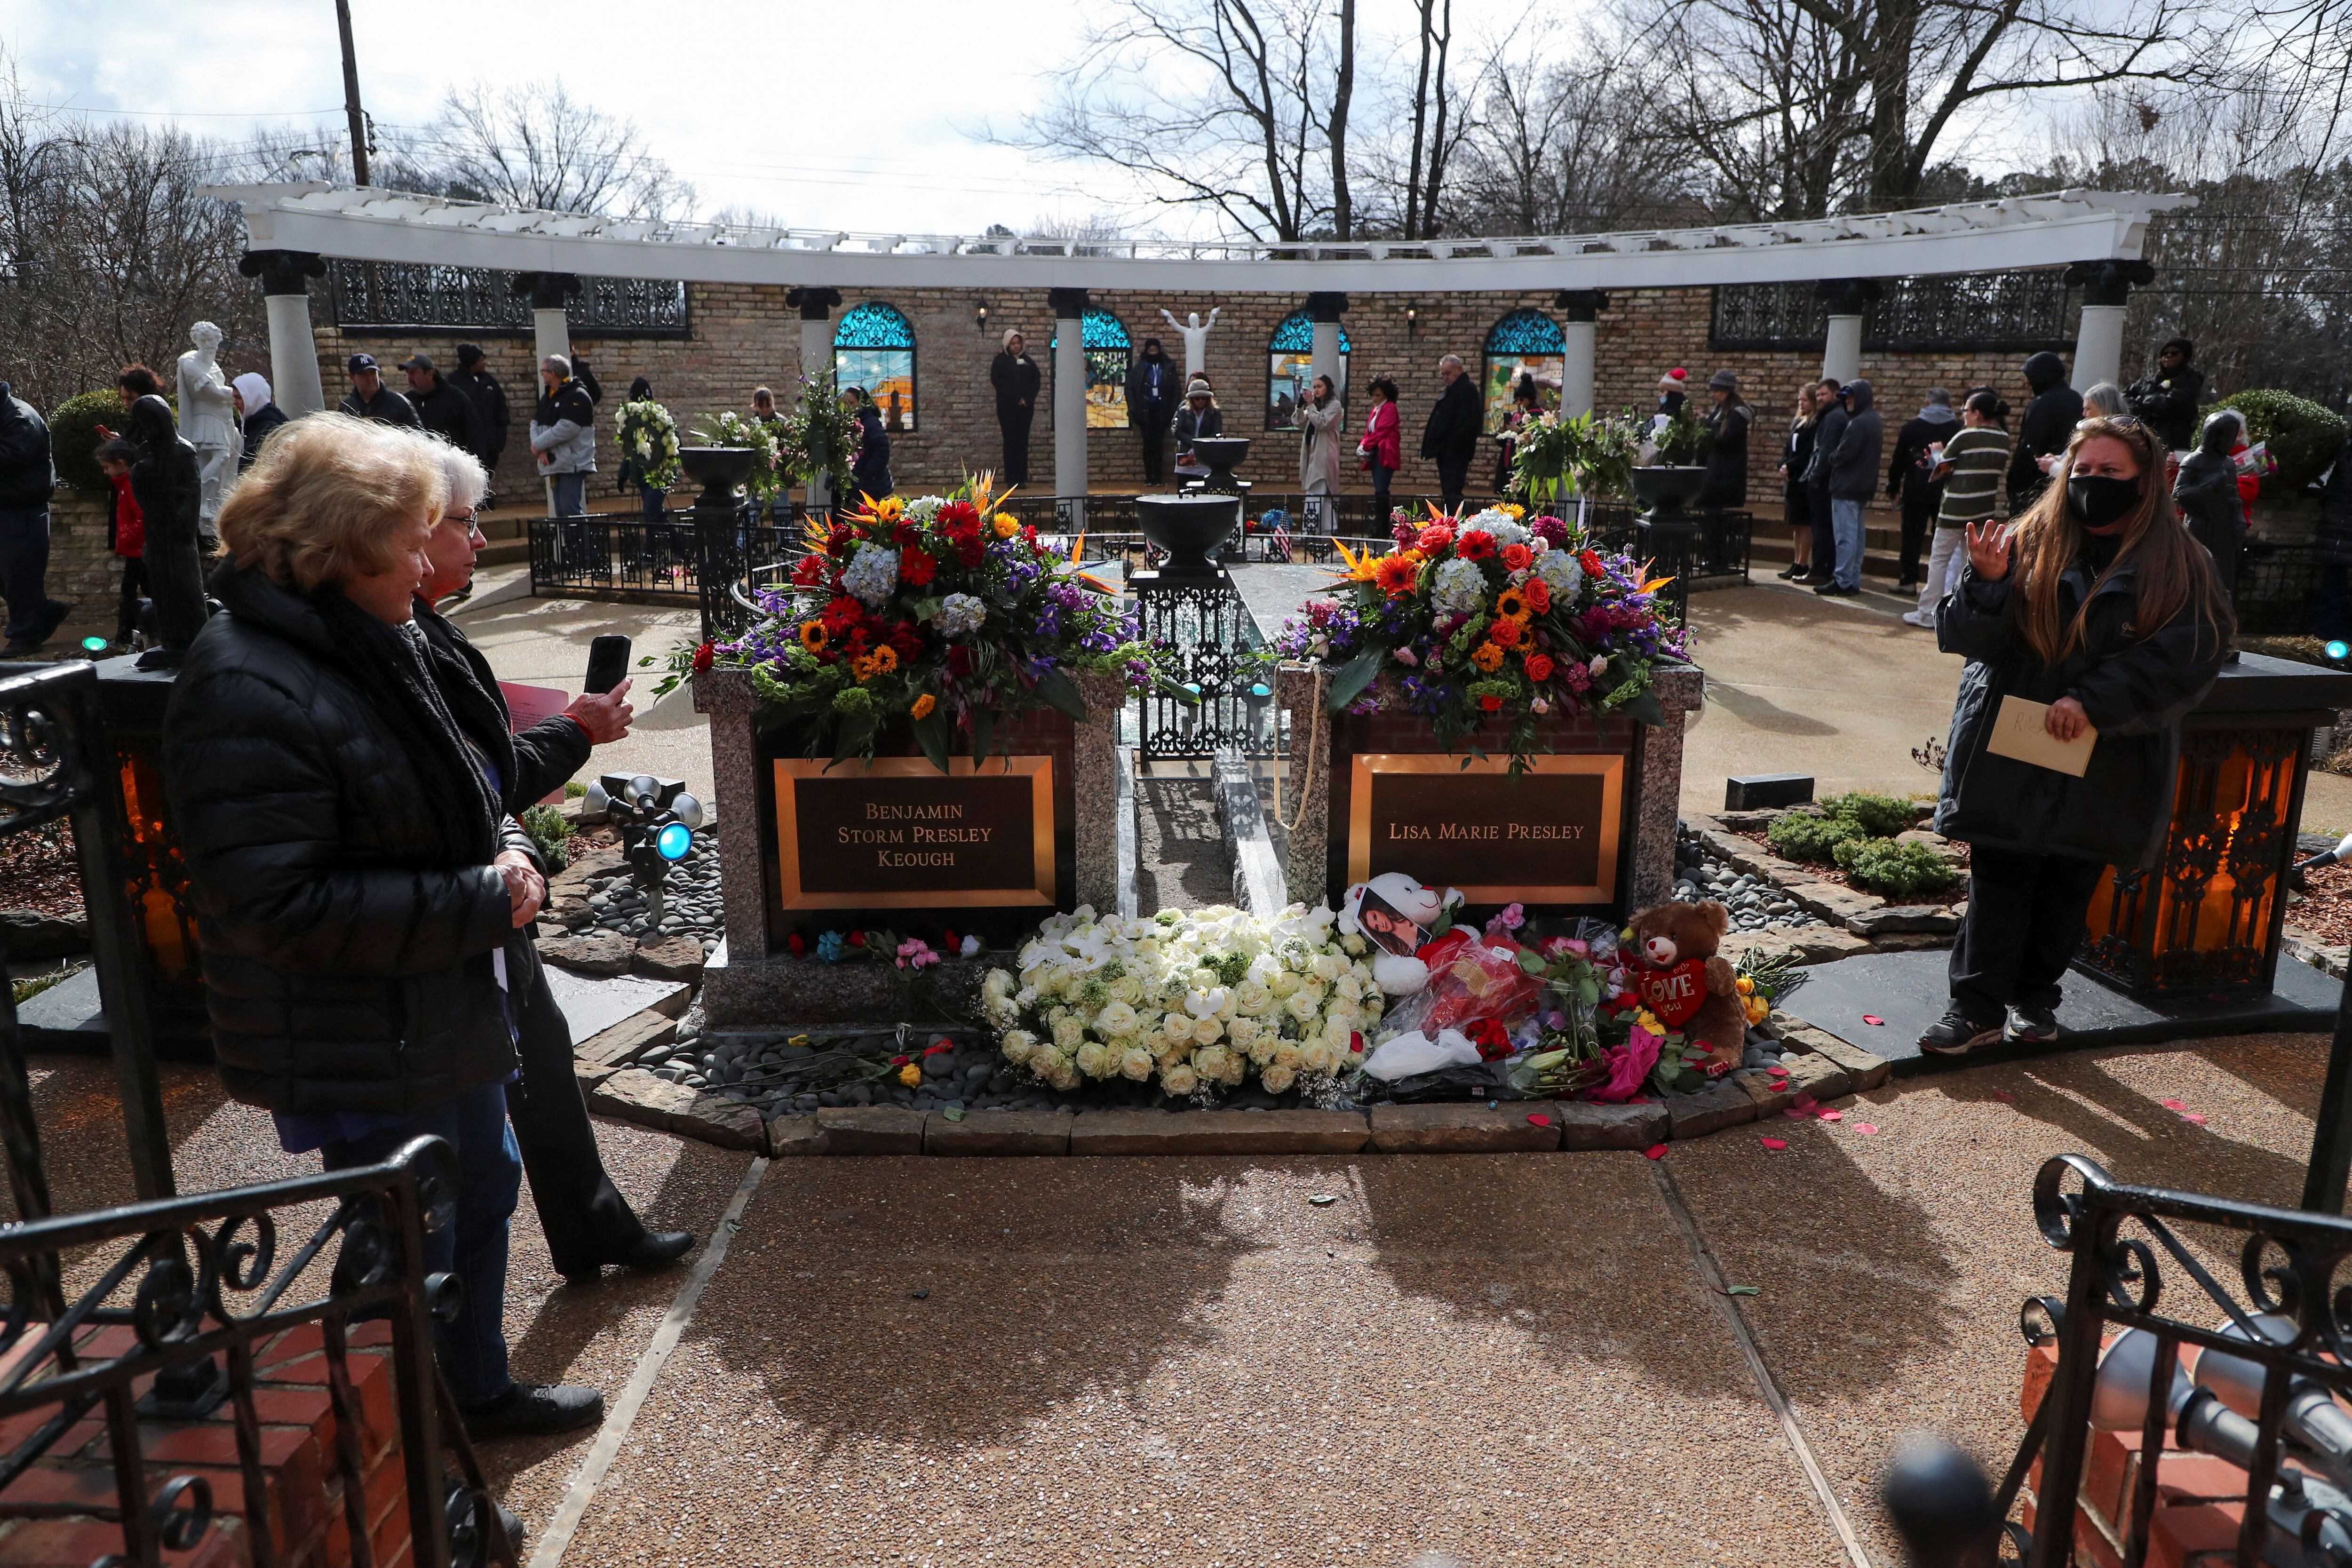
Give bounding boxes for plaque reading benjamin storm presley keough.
[773,756,1056,909]
[1347,754,1624,904]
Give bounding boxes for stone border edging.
[579,1006,1892,1157]
[1685,812,1961,947]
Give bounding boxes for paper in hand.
[1985,695,2097,777]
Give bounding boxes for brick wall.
[45,488,123,651]
[0,1318,415,1567]
[318,284,2076,515]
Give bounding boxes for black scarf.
[409,600,524,814]
[308,587,503,868]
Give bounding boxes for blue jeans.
[549,471,588,518]
[639,485,664,527]
[1831,498,1865,589]
[319,1081,521,1408]
[0,505,63,644]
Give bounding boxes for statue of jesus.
[175,321,239,533]
[1158,308,1222,380]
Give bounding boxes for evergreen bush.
[1766,812,1860,864]
[47,390,129,493]
[2217,390,2347,493]
[1834,836,1961,896]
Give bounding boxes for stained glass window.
[1482,308,1564,434]
[1266,310,1352,432]
[834,302,916,431]
[1049,308,1136,429]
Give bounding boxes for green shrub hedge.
[1834,836,1961,897]
[1765,812,1859,863]
[47,390,130,494]
[2216,390,2347,493]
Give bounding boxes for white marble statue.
[1158,307,1222,379]
[175,321,239,530]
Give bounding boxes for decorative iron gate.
[1131,581,1267,761]
[0,1136,512,1568]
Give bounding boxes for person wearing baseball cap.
[402,352,484,453]
[339,352,421,428]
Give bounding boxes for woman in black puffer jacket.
[1925,414,2232,1057]
[164,413,601,1448]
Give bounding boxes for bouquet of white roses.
[617,398,682,490]
[981,903,1383,1100]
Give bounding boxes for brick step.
[1749,536,1913,580]
[477,539,531,566]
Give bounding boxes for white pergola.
[209,182,2193,508]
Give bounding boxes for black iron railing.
[0,1135,511,1567]
[2236,539,2325,637]
[2002,1154,2352,1567]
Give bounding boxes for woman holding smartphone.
[1920,415,2232,1056]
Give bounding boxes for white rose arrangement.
[982,903,1383,1100]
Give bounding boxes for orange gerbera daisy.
[869,644,900,675]
[1471,641,1506,672]
[911,692,937,719]
[1371,551,1423,597]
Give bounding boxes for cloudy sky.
[6,0,1116,234]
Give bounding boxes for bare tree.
[399,81,693,219]
[1007,0,1354,241]
[1398,0,1457,239]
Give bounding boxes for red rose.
[1417,523,1455,554]
[1524,652,1556,682]
[1501,542,1533,572]
[890,1053,910,1066]
[942,928,958,948]
[923,1042,951,1056]
[1020,525,1038,544]
[1456,530,1496,561]
[1469,1018,1512,1060]
[787,932,806,957]
[691,640,715,674]
[1487,618,1521,649]
[825,524,855,556]
[889,621,924,660]
[1350,1031,1365,1055]
[1479,693,1502,711]
[957,540,985,568]
[1525,578,1552,613]
[847,931,865,947]
[947,645,973,678]
[900,548,937,587]
[893,522,920,547]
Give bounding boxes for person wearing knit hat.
[232,372,286,470]
[1658,367,1691,419]
[1173,379,1223,484]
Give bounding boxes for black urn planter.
[1629,464,1708,521]
[1187,436,1251,495]
[679,446,758,513]
[1135,492,1242,580]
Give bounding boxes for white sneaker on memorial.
[1899,611,1933,628]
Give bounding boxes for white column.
[1051,288,1088,524]
[788,287,841,511]
[264,294,326,418]
[1822,316,1864,384]
[532,308,572,366]
[2072,305,2127,393]
[1311,320,1341,395]
[1554,291,1606,420]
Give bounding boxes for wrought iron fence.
[327,262,690,338]
[1131,581,1267,761]
[1712,271,2077,353]
[0,1135,511,1568]
[526,511,805,641]
[2235,539,2324,637]
[2001,1154,2352,1568]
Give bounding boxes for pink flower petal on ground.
[1784,1107,1808,1118]
[1862,1015,1884,1026]
[1991,1089,2017,1103]
[1644,1143,1668,1160]
[1759,1136,1788,1150]
[1792,1095,1817,1111]
[1766,1064,1789,1078]
[1819,1108,1843,1121]
[1526,1113,1553,1127]
[2181,1112,2208,1125]
[2161,1098,2187,1112]
[1855,1122,1879,1135]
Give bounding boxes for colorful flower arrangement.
[981,904,1383,1099]
[1275,504,1687,766]
[779,373,858,501]
[714,476,1186,764]
[1507,932,1799,1101]
[691,410,784,500]
[784,924,984,963]
[616,398,682,491]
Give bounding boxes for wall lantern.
[1404,302,1420,335]
[975,299,992,334]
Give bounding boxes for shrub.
[2216,390,2348,493]
[1820,790,1915,838]
[1834,836,1960,897]
[1766,811,1860,864]
[47,390,131,494]
[564,780,588,799]
[519,803,573,869]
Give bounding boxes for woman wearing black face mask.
[1920,415,2233,1056]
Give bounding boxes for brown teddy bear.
[1625,901,1750,1076]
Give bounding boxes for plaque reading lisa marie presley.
[773,756,1056,910]
[1346,754,1624,904]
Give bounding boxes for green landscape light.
[80,637,109,653]
[2328,641,2350,662]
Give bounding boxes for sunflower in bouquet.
[1277,503,1689,771]
[714,475,1186,765]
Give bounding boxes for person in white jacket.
[529,355,597,517]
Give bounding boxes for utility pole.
[335,0,370,184]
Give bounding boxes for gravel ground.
[559,1153,1850,1568]
[2288,860,2352,947]
[572,825,724,955]
[0,820,84,920]
[1670,823,1827,932]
